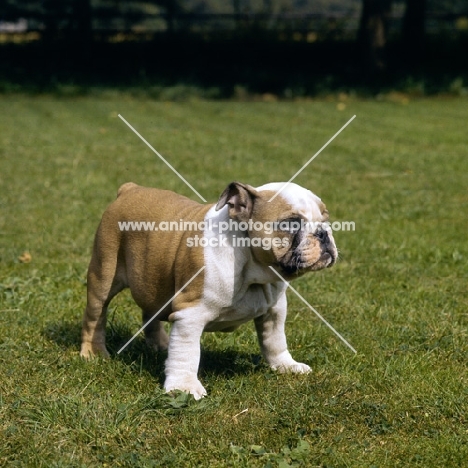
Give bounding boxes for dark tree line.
[357,0,392,71]
[0,0,461,71]
[357,0,428,71]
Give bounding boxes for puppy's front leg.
[254,295,311,374]
[164,309,208,400]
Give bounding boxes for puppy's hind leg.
[80,253,125,359]
[143,310,169,352]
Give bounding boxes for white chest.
[203,282,285,332]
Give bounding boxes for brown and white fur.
[81,181,337,399]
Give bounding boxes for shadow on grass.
[43,320,263,385]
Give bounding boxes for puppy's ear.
[318,200,330,222]
[215,182,258,221]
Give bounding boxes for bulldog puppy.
[81,181,337,399]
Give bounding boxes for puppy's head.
[215,181,337,279]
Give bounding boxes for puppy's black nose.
[314,227,329,243]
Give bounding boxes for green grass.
[1,95,467,467]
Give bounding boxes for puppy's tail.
[117,182,138,198]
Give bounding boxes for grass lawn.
[0,94,467,467]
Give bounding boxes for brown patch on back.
[100,184,213,317]
[117,182,139,197]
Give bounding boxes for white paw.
[273,362,312,374]
[164,375,207,400]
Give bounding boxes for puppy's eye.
[277,218,302,234]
